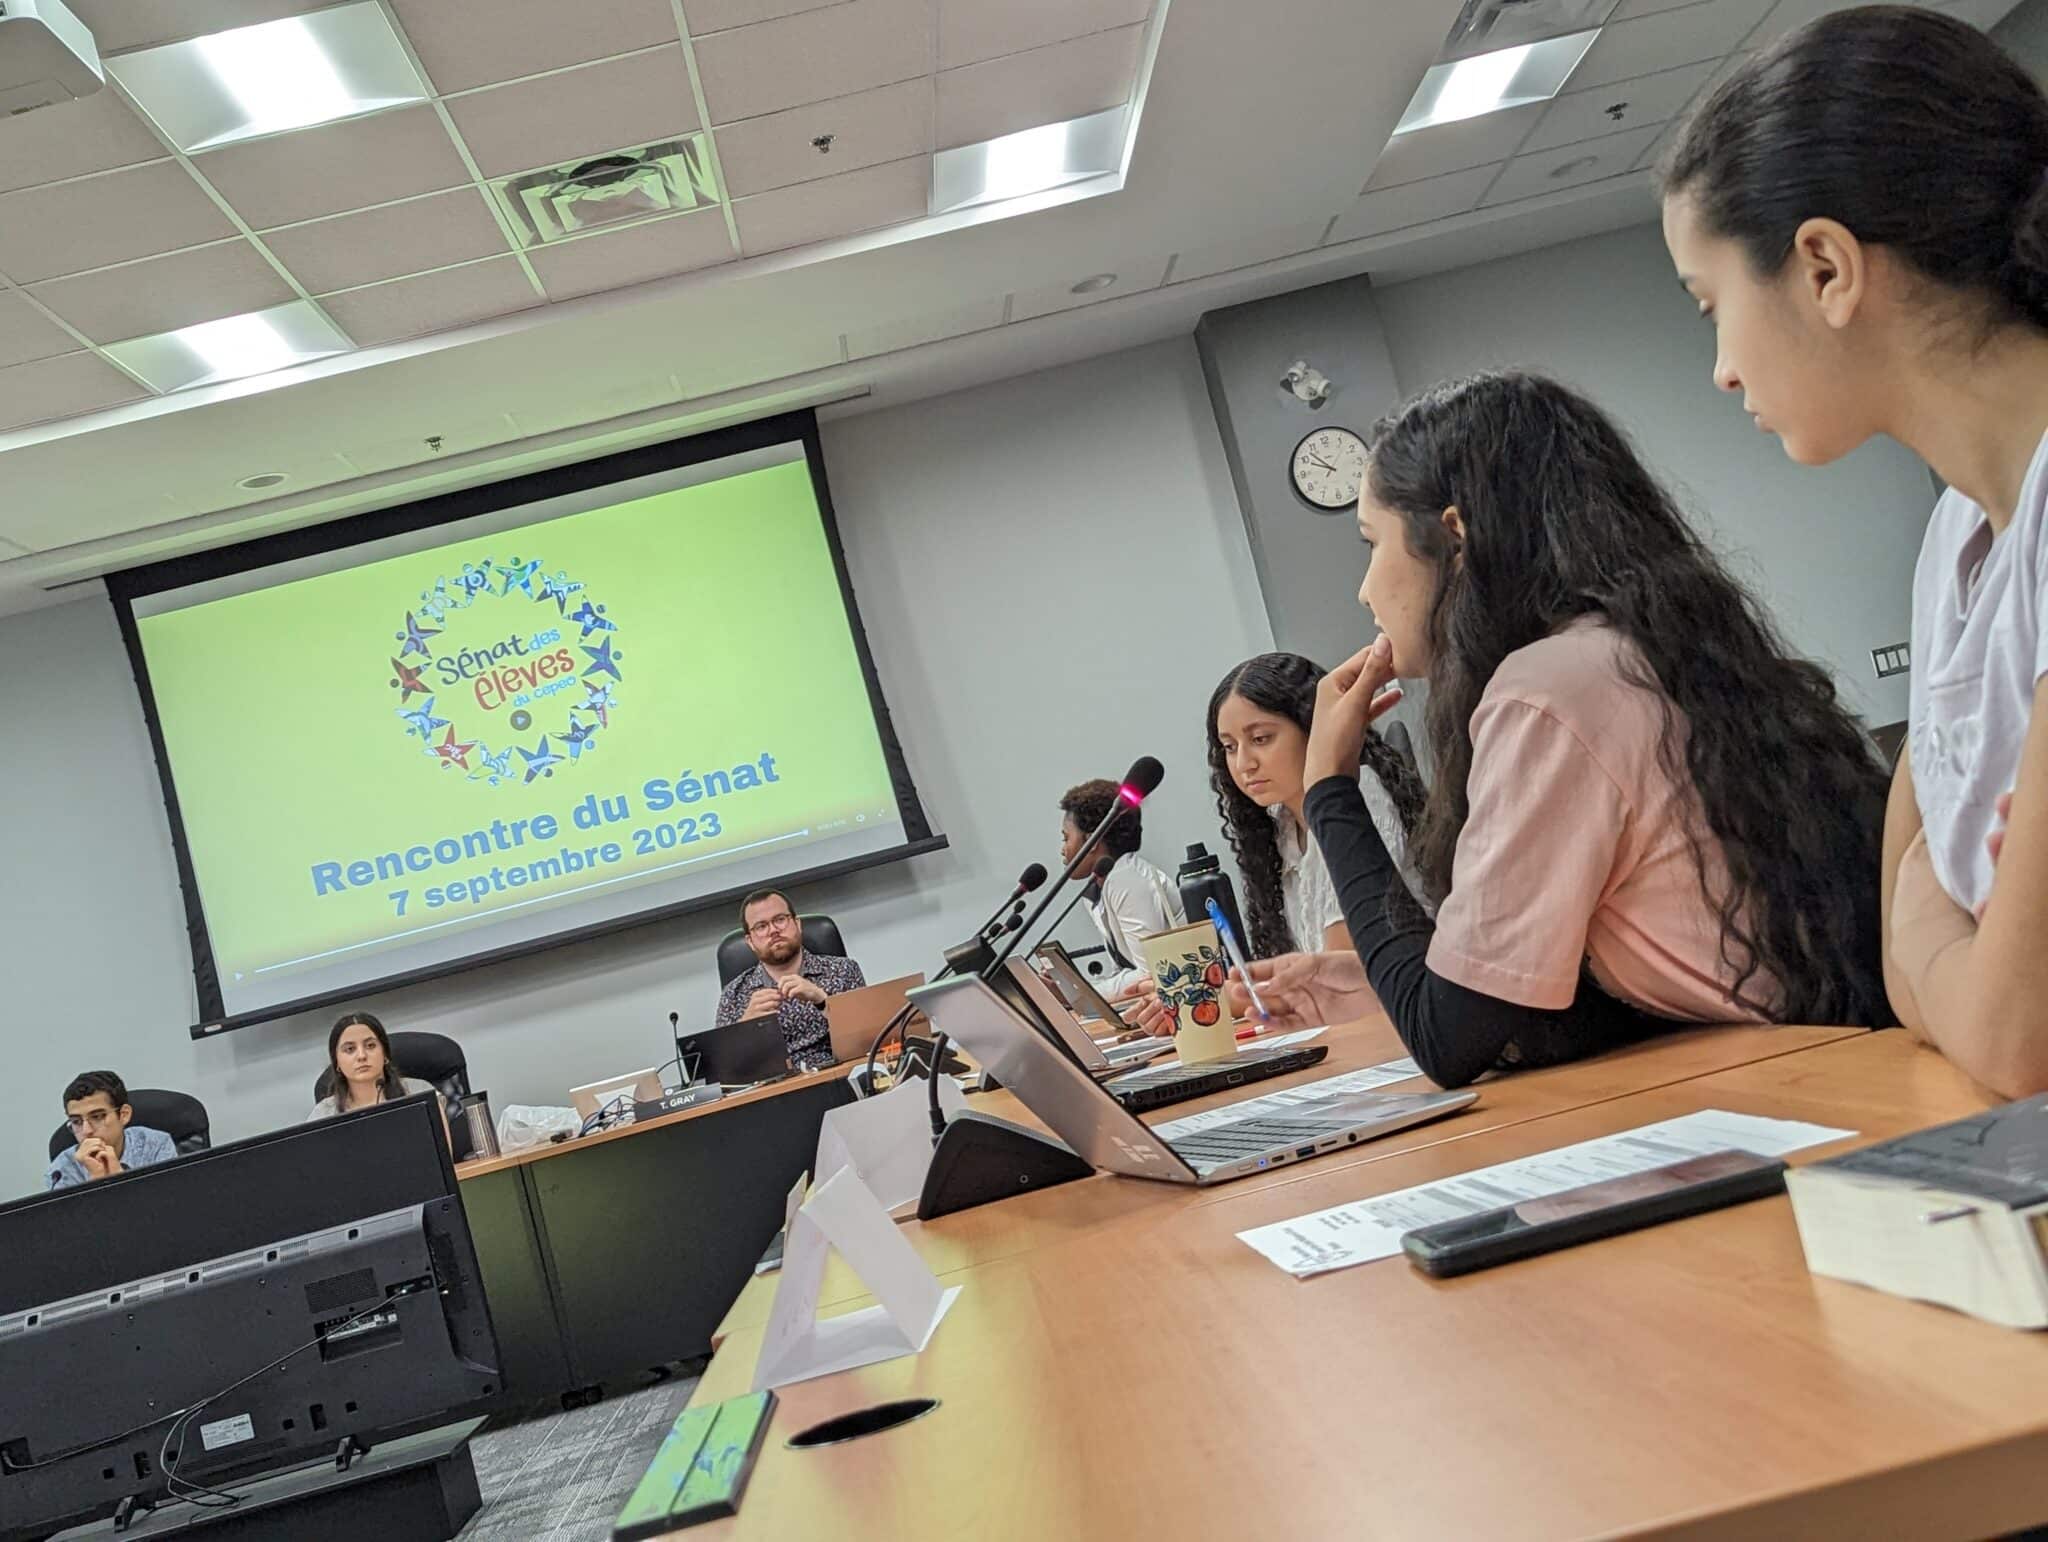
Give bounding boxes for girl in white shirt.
[1660,6,2048,1094]
[1206,652,1427,956]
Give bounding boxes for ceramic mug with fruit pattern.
[1137,921,1237,1065]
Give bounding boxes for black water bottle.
[1176,843,1247,950]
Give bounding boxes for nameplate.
[635,1084,726,1121]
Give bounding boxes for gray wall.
[1374,221,1931,726]
[0,337,1273,1189]
[1996,0,2048,76]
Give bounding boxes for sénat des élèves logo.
[386,554,621,788]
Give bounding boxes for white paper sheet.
[1236,1108,1854,1278]
[1148,1056,1424,1140]
[752,1167,961,1390]
[814,1074,967,1212]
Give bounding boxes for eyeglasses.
[746,911,796,939]
[65,1107,119,1133]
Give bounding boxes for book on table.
[1785,1094,2048,1329]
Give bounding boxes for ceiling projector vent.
[491,135,718,247]
[1441,0,1618,61]
[0,0,103,118]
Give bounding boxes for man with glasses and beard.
[711,889,867,1070]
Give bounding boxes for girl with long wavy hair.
[1205,652,1426,960]
[1233,371,1892,1086]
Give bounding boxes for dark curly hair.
[1206,653,1426,959]
[1059,778,1142,866]
[1366,371,1889,1027]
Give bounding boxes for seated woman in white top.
[309,1012,440,1121]
[1057,778,1185,998]
[1207,652,1427,956]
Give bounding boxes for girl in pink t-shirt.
[1659,7,2048,1096]
[1237,373,1891,1088]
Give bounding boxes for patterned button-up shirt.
[713,950,868,1071]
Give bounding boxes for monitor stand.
[55,1418,485,1541]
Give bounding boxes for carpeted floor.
[458,1374,701,1542]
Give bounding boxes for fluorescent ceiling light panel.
[104,300,350,393]
[1394,29,1599,135]
[931,106,1128,216]
[109,1,426,152]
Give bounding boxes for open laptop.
[824,971,927,1064]
[569,1067,663,1123]
[1027,942,1176,1071]
[1002,959,1326,1113]
[912,975,1474,1185]
[676,1018,789,1087]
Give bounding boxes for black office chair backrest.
[1871,720,1908,770]
[310,1030,473,1161]
[49,1088,211,1161]
[715,914,846,986]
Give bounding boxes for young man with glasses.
[47,1071,178,1190]
[712,889,867,1071]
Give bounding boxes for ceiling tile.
[27,239,295,344]
[1743,0,1947,46]
[1481,124,1664,205]
[391,0,682,94]
[937,0,1151,70]
[1566,0,1775,91]
[713,78,932,197]
[1521,59,1715,155]
[1327,163,1500,244]
[320,258,541,347]
[695,0,933,124]
[445,46,701,180]
[265,188,512,295]
[198,106,470,229]
[0,91,168,195]
[1010,262,1162,322]
[0,293,79,369]
[1608,0,1707,17]
[0,162,235,284]
[684,0,843,34]
[527,208,735,299]
[935,24,1143,150]
[65,0,333,52]
[1169,221,1328,285]
[844,296,1004,358]
[1939,0,2025,28]
[732,156,927,254]
[0,352,148,432]
[1364,103,1545,192]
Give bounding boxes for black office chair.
[311,1030,474,1161]
[715,913,846,986]
[1872,720,1908,770]
[49,1088,211,1162]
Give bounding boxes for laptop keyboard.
[1171,1117,1342,1163]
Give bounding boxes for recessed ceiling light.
[103,300,351,394]
[236,472,288,491]
[1393,29,1599,135]
[109,1,426,153]
[1070,273,1118,294]
[930,105,1128,216]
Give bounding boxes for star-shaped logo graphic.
[568,599,615,638]
[519,736,564,783]
[397,694,448,740]
[496,556,541,598]
[472,745,514,785]
[581,682,614,728]
[537,571,584,615]
[395,609,442,659]
[457,562,492,603]
[430,724,477,770]
[559,716,598,760]
[389,657,429,701]
[581,636,622,681]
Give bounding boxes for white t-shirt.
[1274,766,1429,951]
[1086,852,1187,995]
[1909,428,2048,915]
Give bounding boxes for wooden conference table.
[685,1024,2047,1540]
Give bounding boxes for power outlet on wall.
[1871,642,1911,679]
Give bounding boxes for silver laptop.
[568,1066,662,1122]
[1004,960,1175,1074]
[912,976,1475,1185]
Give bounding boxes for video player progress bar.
[251,830,812,975]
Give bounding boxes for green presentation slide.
[136,454,904,1015]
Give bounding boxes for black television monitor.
[0,1095,499,1540]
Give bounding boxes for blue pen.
[1205,898,1270,1024]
